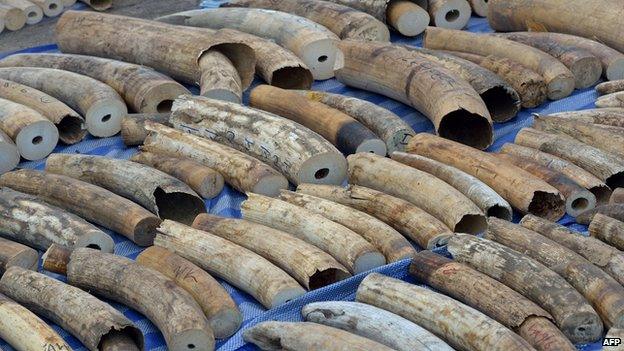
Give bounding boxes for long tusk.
[278,190,416,262]
[423,27,575,100]
[0,97,58,161]
[486,218,624,329]
[296,184,453,249]
[544,108,624,127]
[0,292,72,351]
[407,133,566,220]
[494,32,602,89]
[136,246,242,339]
[597,80,624,95]
[45,154,206,224]
[577,204,624,225]
[448,234,603,343]
[0,129,19,175]
[169,95,347,185]
[336,40,493,149]
[428,0,471,30]
[155,220,305,308]
[0,3,26,30]
[131,151,224,199]
[495,152,596,217]
[121,113,170,146]
[0,266,144,351]
[192,213,351,289]
[78,0,111,11]
[241,192,386,274]
[0,78,85,144]
[391,151,512,220]
[597,91,624,108]
[302,301,454,351]
[0,170,161,246]
[0,187,114,252]
[589,213,624,250]
[0,67,126,137]
[0,237,38,275]
[612,188,624,204]
[356,272,535,351]
[154,8,342,80]
[141,122,288,196]
[410,251,576,351]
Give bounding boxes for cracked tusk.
[121,113,170,146]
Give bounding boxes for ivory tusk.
[356,273,535,351]
[423,26,576,100]
[1,0,42,24]
[428,0,471,29]
[121,113,170,146]
[597,80,624,95]
[293,90,415,153]
[589,213,624,250]
[0,67,127,138]
[243,321,396,351]
[155,220,306,309]
[142,122,288,196]
[131,151,224,199]
[407,133,565,220]
[336,40,493,150]
[0,187,114,252]
[301,301,454,351]
[496,152,596,217]
[45,154,206,225]
[250,85,386,155]
[544,108,624,127]
[0,53,190,113]
[612,188,624,204]
[169,95,347,185]
[192,213,351,289]
[136,246,242,339]
[241,192,386,274]
[410,251,575,351]
[578,204,624,224]
[486,218,624,329]
[499,142,612,204]
[495,32,602,89]
[0,238,38,275]
[100,331,141,351]
[0,97,58,161]
[0,170,161,246]
[197,50,242,103]
[41,244,70,275]
[444,50,548,108]
[0,78,85,144]
[0,292,72,351]
[514,127,624,189]
[597,92,624,108]
[296,184,453,250]
[78,0,110,11]
[467,0,487,16]
[0,266,143,351]
[154,8,342,80]
[20,0,60,17]
[0,3,25,30]
[222,0,390,41]
[0,130,18,175]
[278,190,416,262]
[391,151,512,220]
[448,234,603,343]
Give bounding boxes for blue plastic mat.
[0,3,606,351]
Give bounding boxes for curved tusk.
[136,246,242,339]
[0,130,19,175]
[141,122,288,197]
[221,0,390,41]
[152,8,342,80]
[0,78,85,144]
[0,67,126,138]
[410,251,576,351]
[0,237,38,275]
[296,184,453,250]
[589,213,624,250]
[0,170,161,246]
[45,154,206,225]
[131,151,224,200]
[0,187,114,252]
[121,113,170,146]
[336,40,493,149]
[612,188,624,204]
[391,152,512,220]
[448,234,603,343]
[407,133,566,221]
[428,0,471,30]
[357,272,535,351]
[423,27,575,100]
[597,80,624,95]
[169,95,347,185]
[155,220,306,309]
[496,152,596,217]
[0,53,190,113]
[192,213,351,290]
[78,0,111,11]
[348,152,487,236]
[243,321,396,351]
[302,301,453,351]
[241,192,386,274]
[546,108,624,127]
[278,190,416,262]
[0,266,144,351]
[250,85,386,155]
[0,97,58,161]
[494,32,602,89]
[0,3,26,30]
[1,0,41,25]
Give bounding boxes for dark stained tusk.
[120,113,170,146]
[612,188,624,204]
[589,213,624,251]
[0,237,38,275]
[577,204,624,225]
